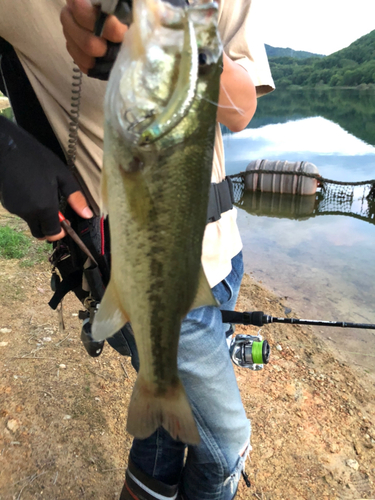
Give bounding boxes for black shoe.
[80,318,105,357]
[106,322,133,355]
[120,458,178,500]
[80,319,140,371]
[107,323,140,371]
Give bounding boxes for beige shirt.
[203,0,275,286]
[0,0,274,287]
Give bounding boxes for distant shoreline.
[275,83,375,91]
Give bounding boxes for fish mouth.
[134,2,220,147]
[136,10,198,147]
[124,109,156,136]
[105,0,220,146]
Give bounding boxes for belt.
[206,177,235,223]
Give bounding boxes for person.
[0,0,274,498]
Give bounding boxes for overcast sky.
[256,0,375,55]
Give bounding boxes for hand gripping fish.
[92,0,223,445]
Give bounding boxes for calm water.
[224,89,375,378]
[2,92,374,376]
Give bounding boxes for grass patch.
[0,220,51,266]
[0,107,14,120]
[20,240,51,267]
[0,226,31,259]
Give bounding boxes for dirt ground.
[0,97,9,111]
[0,210,374,500]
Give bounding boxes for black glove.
[0,116,81,238]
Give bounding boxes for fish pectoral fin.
[127,376,200,445]
[91,280,130,341]
[189,266,218,311]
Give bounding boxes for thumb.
[56,168,93,218]
[67,190,94,219]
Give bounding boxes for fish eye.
[198,52,208,66]
[198,50,212,74]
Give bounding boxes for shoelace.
[242,470,251,488]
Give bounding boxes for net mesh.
[229,171,375,224]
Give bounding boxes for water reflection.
[232,179,375,225]
[224,116,375,180]
[249,88,375,147]
[225,89,375,376]
[237,117,375,156]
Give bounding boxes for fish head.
[104,0,222,159]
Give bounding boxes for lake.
[2,90,374,378]
[223,88,375,379]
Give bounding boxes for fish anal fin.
[91,280,129,341]
[127,376,200,445]
[189,266,218,311]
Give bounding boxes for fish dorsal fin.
[189,266,218,311]
[91,280,130,341]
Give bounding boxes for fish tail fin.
[127,376,200,445]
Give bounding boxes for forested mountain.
[269,30,375,88]
[265,44,324,60]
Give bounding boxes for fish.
[92,0,223,445]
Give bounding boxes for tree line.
[268,30,375,89]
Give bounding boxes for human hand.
[0,117,93,242]
[60,0,128,74]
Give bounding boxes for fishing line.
[219,82,245,116]
[196,93,244,114]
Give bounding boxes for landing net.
[229,170,375,223]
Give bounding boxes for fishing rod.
[221,310,375,372]
[221,310,375,330]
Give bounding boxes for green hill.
[269,30,375,88]
[265,44,324,60]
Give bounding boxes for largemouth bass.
[92,0,223,445]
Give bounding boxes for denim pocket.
[212,277,233,307]
[212,252,243,308]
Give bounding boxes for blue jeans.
[130,251,250,500]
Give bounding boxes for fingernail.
[82,206,94,218]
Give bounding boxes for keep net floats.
[228,160,375,224]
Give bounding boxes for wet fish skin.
[92,0,223,444]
